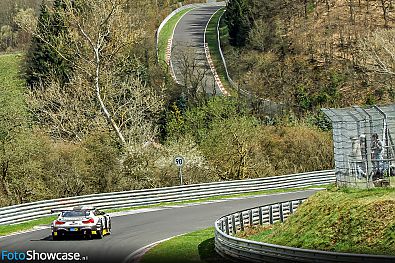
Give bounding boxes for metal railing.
[215,198,395,263]
[0,170,334,225]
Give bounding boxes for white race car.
[51,206,111,240]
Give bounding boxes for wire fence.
[323,105,395,188]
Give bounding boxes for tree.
[225,0,251,47]
[19,0,164,148]
[359,29,395,76]
[201,116,263,180]
[24,1,72,87]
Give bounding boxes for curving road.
[0,190,320,263]
[171,5,224,95]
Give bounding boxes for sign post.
[174,156,185,185]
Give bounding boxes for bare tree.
[359,29,395,76]
[18,0,163,148]
[380,0,392,28]
[174,45,213,104]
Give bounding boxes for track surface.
[0,190,320,263]
[171,5,223,95]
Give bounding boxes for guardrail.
[0,170,334,225]
[215,197,395,263]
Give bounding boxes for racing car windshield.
[62,211,89,217]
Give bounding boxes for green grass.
[0,53,25,103]
[158,8,193,64]
[0,216,56,236]
[141,227,231,263]
[0,184,330,236]
[205,9,234,95]
[242,187,395,255]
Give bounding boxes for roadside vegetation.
[237,187,395,255]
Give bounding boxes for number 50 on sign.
[174,156,185,167]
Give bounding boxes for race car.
[51,206,111,240]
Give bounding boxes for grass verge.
[241,187,395,255]
[140,227,231,263]
[0,184,331,236]
[158,8,193,64]
[0,216,56,236]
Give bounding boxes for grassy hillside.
[0,53,25,96]
[238,187,395,255]
[0,53,27,133]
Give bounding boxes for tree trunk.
[1,160,11,197]
[93,47,127,147]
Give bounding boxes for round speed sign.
[174,156,185,167]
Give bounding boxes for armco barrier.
[0,170,334,225]
[215,198,395,263]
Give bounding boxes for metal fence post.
[225,217,230,235]
[249,210,253,226]
[258,207,263,225]
[290,201,294,214]
[232,215,236,234]
[269,206,273,224]
[239,212,244,231]
[279,203,284,222]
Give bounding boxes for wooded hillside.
[0,0,334,207]
[224,0,395,114]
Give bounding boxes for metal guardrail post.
[289,201,294,214]
[239,212,244,231]
[231,215,236,235]
[269,206,273,224]
[258,207,263,225]
[248,210,253,226]
[279,203,284,222]
[225,217,230,235]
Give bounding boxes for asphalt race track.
[171,5,223,95]
[0,190,320,263]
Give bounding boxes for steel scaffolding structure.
[322,105,395,188]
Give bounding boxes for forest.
[0,0,346,206]
[224,0,395,113]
